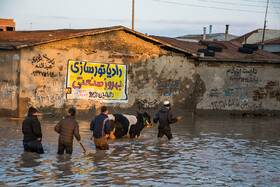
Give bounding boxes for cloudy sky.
[0,0,279,37]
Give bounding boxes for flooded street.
[0,115,279,186]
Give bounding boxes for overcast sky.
[0,0,279,37]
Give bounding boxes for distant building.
[176,33,237,42]
[176,25,237,42]
[232,29,280,54]
[232,29,280,44]
[0,18,15,31]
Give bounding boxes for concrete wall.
[0,50,20,116]
[196,63,280,113]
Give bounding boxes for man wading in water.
[54,108,81,154]
[22,107,44,154]
[154,101,182,140]
[90,106,111,150]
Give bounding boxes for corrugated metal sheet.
[151,35,280,63]
[0,26,188,55]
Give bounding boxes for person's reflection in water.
[19,152,41,168]
[55,154,73,178]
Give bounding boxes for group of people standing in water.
[22,101,182,154]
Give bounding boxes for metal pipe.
[225,24,229,41]
[203,27,206,40]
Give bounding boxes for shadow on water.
[0,115,279,186]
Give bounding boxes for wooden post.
[132,0,135,30]
[262,0,269,49]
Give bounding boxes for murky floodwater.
[0,115,279,186]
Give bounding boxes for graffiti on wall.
[29,54,57,77]
[208,67,263,110]
[32,85,64,107]
[136,100,158,110]
[66,60,128,101]
[153,80,180,96]
[226,67,258,83]
[210,99,263,110]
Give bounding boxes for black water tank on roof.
[238,47,253,54]
[197,49,215,57]
[243,44,258,51]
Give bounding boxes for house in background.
[231,29,280,55]
[0,18,15,31]
[232,29,280,44]
[176,33,237,42]
[255,37,280,55]
[176,25,237,42]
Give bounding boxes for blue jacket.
[154,106,177,130]
[90,113,111,138]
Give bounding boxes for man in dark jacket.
[90,106,111,150]
[22,107,44,154]
[54,108,81,154]
[154,101,182,140]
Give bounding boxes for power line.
[190,0,280,8]
[272,0,280,18]
[152,0,279,14]
[238,0,280,5]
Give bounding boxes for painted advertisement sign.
[66,60,128,101]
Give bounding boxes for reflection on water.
[0,116,279,186]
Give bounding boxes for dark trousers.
[23,140,44,154]
[157,129,173,140]
[57,143,73,154]
[94,137,109,150]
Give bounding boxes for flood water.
[0,115,279,186]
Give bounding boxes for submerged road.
[0,115,279,186]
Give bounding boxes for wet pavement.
[0,115,279,186]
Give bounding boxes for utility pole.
[132,0,135,30]
[261,0,269,50]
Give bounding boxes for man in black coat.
[154,101,182,140]
[22,107,44,154]
[54,108,81,154]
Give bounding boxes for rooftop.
[151,35,280,63]
[0,25,279,63]
[0,26,179,52]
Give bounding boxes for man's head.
[101,106,108,115]
[164,101,171,108]
[28,107,38,116]
[67,108,76,117]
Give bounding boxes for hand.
[78,140,81,143]
[105,134,109,138]
[177,116,182,120]
[37,138,41,141]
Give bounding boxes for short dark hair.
[28,107,37,116]
[68,108,76,116]
[101,106,108,113]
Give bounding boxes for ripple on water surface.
[0,116,279,186]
